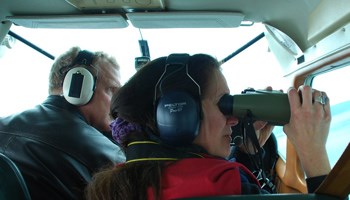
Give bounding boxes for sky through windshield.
[0,23,286,116]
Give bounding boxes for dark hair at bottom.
[86,159,165,200]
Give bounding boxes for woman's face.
[193,69,239,158]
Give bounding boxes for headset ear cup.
[156,91,200,146]
[63,67,95,105]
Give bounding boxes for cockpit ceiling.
[1,0,350,51]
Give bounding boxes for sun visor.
[6,14,129,29]
[127,12,245,28]
[65,0,164,10]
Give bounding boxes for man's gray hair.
[48,47,119,95]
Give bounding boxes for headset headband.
[73,50,94,66]
[154,54,201,105]
[59,50,96,76]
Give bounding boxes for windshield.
[1,22,349,170]
[0,23,286,117]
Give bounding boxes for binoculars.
[218,89,291,125]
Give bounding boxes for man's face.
[80,59,121,132]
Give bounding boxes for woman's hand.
[283,85,331,177]
[254,121,274,148]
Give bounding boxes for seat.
[0,153,31,200]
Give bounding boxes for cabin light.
[0,35,16,59]
[0,35,16,49]
[264,24,302,70]
[65,0,164,10]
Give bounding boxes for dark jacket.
[0,95,125,200]
[231,134,326,193]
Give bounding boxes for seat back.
[0,153,31,200]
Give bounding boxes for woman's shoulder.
[159,157,262,197]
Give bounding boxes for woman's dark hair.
[112,54,220,137]
[85,54,221,200]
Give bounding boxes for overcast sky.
[0,23,287,116]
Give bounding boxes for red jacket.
[147,157,260,199]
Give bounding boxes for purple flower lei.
[110,117,142,144]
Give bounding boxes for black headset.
[62,50,98,106]
[154,54,202,146]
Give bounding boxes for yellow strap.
[128,141,159,146]
[126,157,178,163]
[125,140,204,163]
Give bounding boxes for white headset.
[62,50,97,106]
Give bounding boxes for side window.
[274,63,350,168]
[0,38,52,117]
[311,65,350,168]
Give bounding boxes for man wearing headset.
[0,47,125,200]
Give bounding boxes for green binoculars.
[218,89,291,126]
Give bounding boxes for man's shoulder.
[0,109,124,171]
